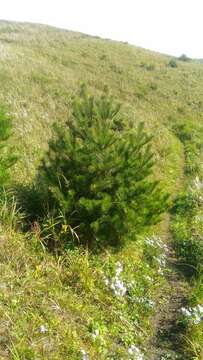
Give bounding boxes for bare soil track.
[147,236,191,360]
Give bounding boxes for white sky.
[1,0,203,58]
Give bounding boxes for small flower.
[128,280,136,288]
[158,267,164,275]
[193,315,201,325]
[181,304,203,325]
[136,297,154,309]
[39,325,48,334]
[193,176,203,190]
[104,276,109,286]
[105,262,127,297]
[80,348,89,360]
[91,328,99,341]
[128,344,144,359]
[111,277,127,297]
[128,344,136,355]
[197,304,203,313]
[115,262,123,276]
[181,307,192,317]
[144,275,152,282]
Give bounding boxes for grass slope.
[0,20,203,359]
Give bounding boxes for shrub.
[171,217,203,275]
[38,85,169,249]
[171,191,200,216]
[172,121,194,143]
[168,59,177,68]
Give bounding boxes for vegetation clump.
[170,117,203,357]
[178,54,190,62]
[0,107,17,188]
[37,86,169,249]
[168,58,178,68]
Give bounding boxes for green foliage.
[179,54,190,62]
[0,21,203,359]
[171,216,203,274]
[171,191,200,216]
[38,86,169,249]
[0,107,17,187]
[171,120,203,176]
[172,121,195,143]
[170,113,203,358]
[168,59,178,68]
[184,143,201,175]
[135,84,148,99]
[171,182,203,275]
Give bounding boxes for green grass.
[170,119,203,358]
[0,216,168,359]
[1,20,201,185]
[0,20,203,359]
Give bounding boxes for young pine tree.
[40,85,169,248]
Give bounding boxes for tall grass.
[0,188,24,231]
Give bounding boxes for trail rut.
[147,235,190,359]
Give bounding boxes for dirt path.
[147,235,191,360]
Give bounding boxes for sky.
[0,0,203,58]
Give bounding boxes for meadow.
[0,20,202,359]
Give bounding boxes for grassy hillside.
[0,20,203,359]
[1,20,200,183]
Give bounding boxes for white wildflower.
[193,304,203,324]
[115,262,123,276]
[181,304,203,325]
[157,255,166,268]
[197,304,203,313]
[105,262,127,297]
[111,277,127,297]
[181,307,192,317]
[147,299,155,308]
[104,276,109,286]
[193,314,201,325]
[91,329,99,341]
[145,238,155,246]
[39,325,48,334]
[137,297,154,308]
[158,267,164,275]
[128,280,136,288]
[128,344,144,359]
[145,235,168,253]
[193,176,203,190]
[144,275,152,282]
[80,348,89,360]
